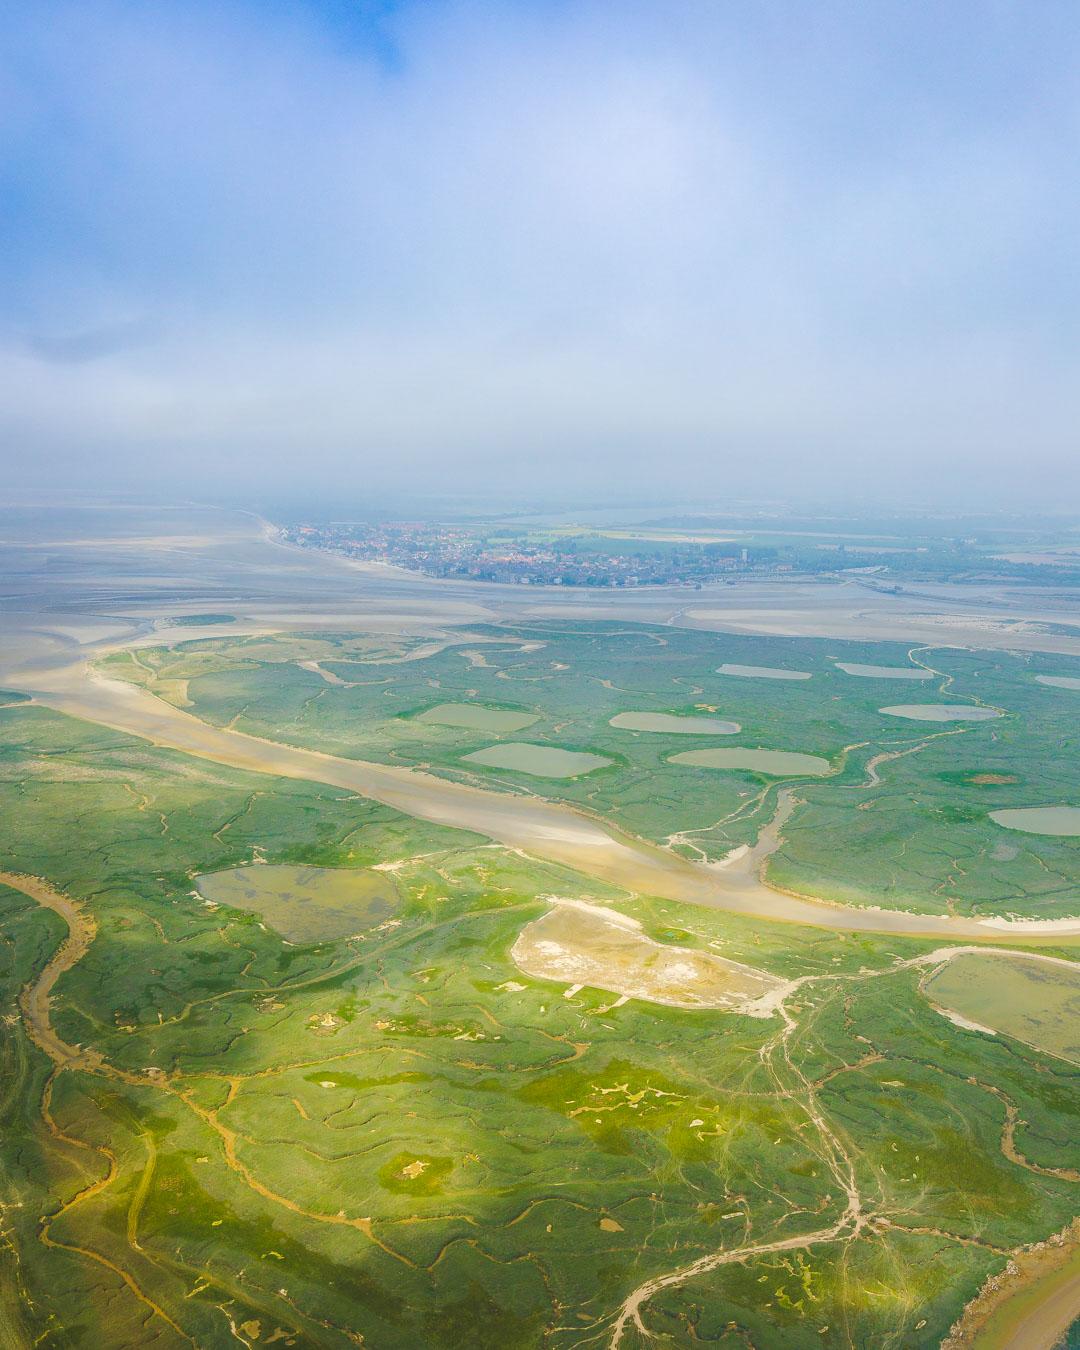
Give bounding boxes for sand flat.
[512,900,780,1009]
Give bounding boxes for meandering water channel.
[11,647,1080,942]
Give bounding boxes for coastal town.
[281,517,1080,589]
[281,520,810,586]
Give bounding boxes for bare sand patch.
[512,899,781,1010]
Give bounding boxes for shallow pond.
[609,711,740,735]
[717,663,811,680]
[669,747,831,776]
[990,806,1080,836]
[835,662,933,680]
[415,702,539,733]
[924,953,1080,1064]
[196,865,399,942]
[1036,675,1080,691]
[463,743,612,778]
[512,900,779,1009]
[880,704,1001,722]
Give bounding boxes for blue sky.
[1,0,1078,504]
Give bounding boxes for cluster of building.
[282,522,782,586]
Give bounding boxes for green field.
[2,618,1078,1346]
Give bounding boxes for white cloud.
[1,0,1078,502]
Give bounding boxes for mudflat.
[415,702,540,732]
[835,661,933,679]
[880,704,1001,722]
[462,742,612,778]
[990,806,1080,837]
[717,662,811,680]
[609,711,739,734]
[669,747,832,775]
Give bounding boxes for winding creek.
[3,597,1079,1349]
[13,653,1080,941]
[6,868,1078,1350]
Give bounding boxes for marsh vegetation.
[3,607,1078,1349]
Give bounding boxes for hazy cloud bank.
[1,0,1078,504]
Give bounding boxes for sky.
[1,0,1079,510]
